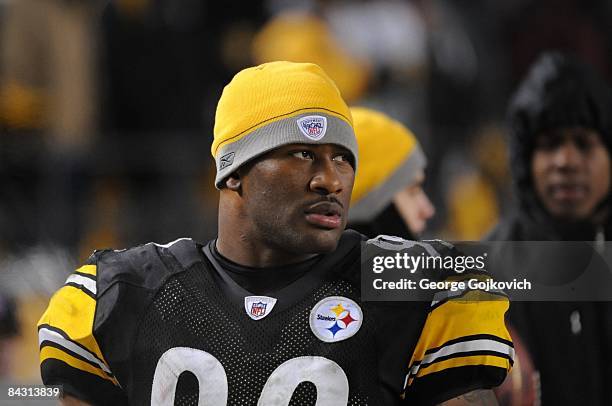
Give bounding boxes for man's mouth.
[304,201,343,229]
[548,183,587,202]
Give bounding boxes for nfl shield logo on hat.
[297,115,327,141]
[244,296,278,320]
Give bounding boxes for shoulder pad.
[161,238,201,269]
[84,249,113,265]
[365,235,457,257]
[363,235,474,282]
[95,238,197,298]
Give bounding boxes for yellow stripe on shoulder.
[419,292,511,353]
[75,264,97,276]
[405,291,513,389]
[40,346,119,386]
[38,270,110,373]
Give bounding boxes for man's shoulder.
[339,232,462,284]
[363,234,458,256]
[90,237,203,297]
[343,229,453,250]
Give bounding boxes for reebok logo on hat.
[219,152,235,169]
[297,115,327,140]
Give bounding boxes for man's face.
[531,127,610,220]
[237,143,355,254]
[392,170,435,235]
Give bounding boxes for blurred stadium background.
[0,0,611,387]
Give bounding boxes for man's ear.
[225,172,241,191]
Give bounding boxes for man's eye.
[292,151,314,159]
[575,134,599,151]
[333,154,349,162]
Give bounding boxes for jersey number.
[151,347,349,405]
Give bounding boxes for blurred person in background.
[0,0,101,250]
[0,0,99,149]
[251,9,371,104]
[348,106,434,240]
[441,125,510,240]
[0,293,19,381]
[253,0,429,139]
[487,51,612,405]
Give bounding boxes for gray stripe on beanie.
[349,145,426,223]
[214,112,357,188]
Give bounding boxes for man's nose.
[309,159,344,195]
[552,140,582,169]
[420,193,436,220]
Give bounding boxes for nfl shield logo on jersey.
[296,115,327,140]
[251,302,266,317]
[244,296,278,321]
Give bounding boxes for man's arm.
[39,261,126,405]
[437,389,499,406]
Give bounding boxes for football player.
[38,61,513,405]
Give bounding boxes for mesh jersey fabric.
[38,231,512,405]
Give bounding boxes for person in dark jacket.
[487,51,612,405]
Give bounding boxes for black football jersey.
[38,230,513,405]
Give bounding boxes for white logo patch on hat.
[297,115,327,140]
[309,296,363,343]
[244,296,277,320]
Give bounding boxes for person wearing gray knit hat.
[211,61,358,189]
[38,61,511,406]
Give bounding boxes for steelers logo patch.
[309,296,363,343]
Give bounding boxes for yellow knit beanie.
[212,61,357,188]
[349,107,426,222]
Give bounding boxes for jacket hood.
[504,51,612,239]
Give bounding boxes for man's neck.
[215,235,317,268]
